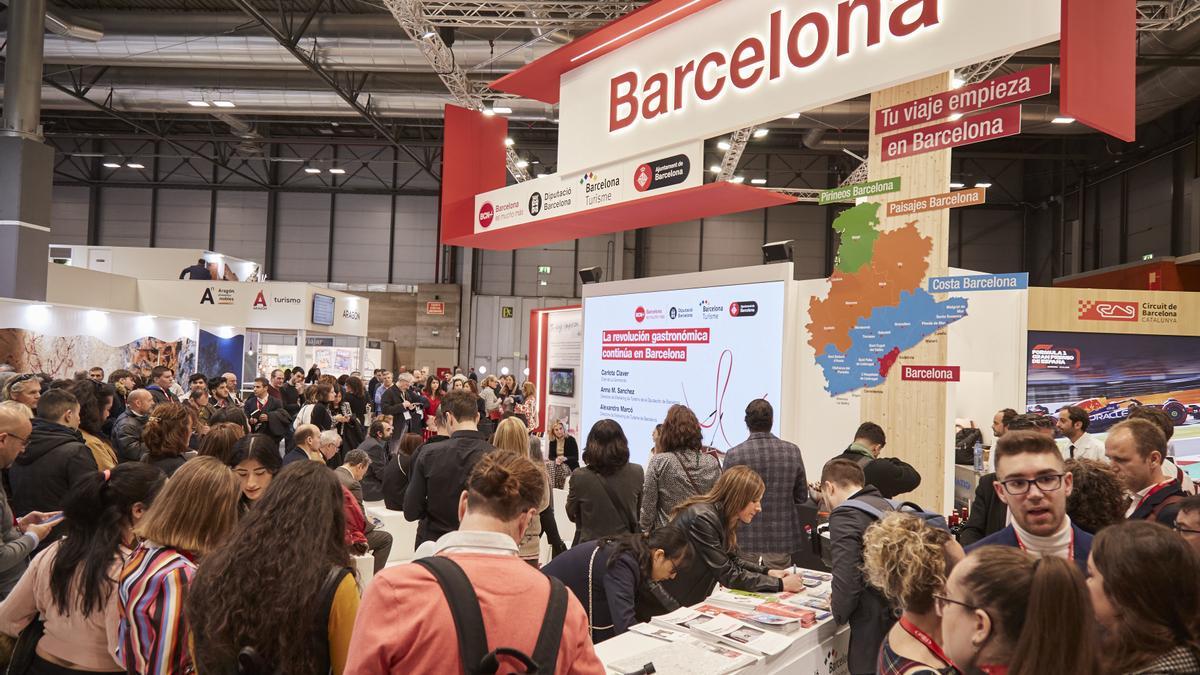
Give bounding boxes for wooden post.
[862,72,954,511]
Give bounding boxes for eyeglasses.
[1,432,29,448]
[933,592,979,616]
[1174,523,1200,536]
[997,473,1066,496]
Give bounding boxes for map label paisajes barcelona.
[807,202,969,396]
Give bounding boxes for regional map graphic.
[808,202,969,396]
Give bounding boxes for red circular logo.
[634,306,646,323]
[634,164,652,192]
[478,202,495,228]
[730,303,740,317]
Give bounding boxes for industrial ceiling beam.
[419,1,648,29]
[229,0,442,184]
[381,0,530,181]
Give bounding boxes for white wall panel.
[155,190,210,249]
[392,196,438,284]
[50,186,89,245]
[98,188,152,247]
[332,194,391,283]
[214,191,268,265]
[275,193,331,282]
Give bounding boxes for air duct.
[0,0,103,41]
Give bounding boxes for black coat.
[112,410,148,463]
[660,502,782,607]
[243,396,283,434]
[829,486,896,675]
[835,447,921,499]
[566,463,644,544]
[356,436,388,502]
[380,385,428,434]
[548,436,580,471]
[403,430,494,545]
[10,420,98,519]
[280,383,302,415]
[958,474,1007,546]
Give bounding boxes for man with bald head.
[113,388,154,462]
[0,406,60,596]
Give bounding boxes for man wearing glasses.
[1174,496,1200,558]
[0,406,61,597]
[965,430,1092,572]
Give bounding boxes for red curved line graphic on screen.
[682,349,734,448]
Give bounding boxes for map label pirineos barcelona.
[808,202,969,396]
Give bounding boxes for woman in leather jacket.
[662,466,805,606]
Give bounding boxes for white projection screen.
[582,279,786,466]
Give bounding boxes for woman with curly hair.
[1064,458,1126,534]
[68,379,118,471]
[187,461,359,675]
[639,405,720,532]
[862,513,965,675]
[141,403,192,477]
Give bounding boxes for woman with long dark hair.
[117,457,241,675]
[188,461,359,675]
[69,379,118,471]
[305,366,322,385]
[141,402,192,477]
[567,419,645,543]
[0,463,165,674]
[343,376,368,424]
[1088,521,1200,674]
[228,434,283,506]
[662,465,803,606]
[542,527,691,643]
[940,545,1098,675]
[639,405,720,532]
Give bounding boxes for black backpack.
[413,556,568,674]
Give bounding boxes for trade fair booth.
[49,245,261,282]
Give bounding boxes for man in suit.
[355,419,392,502]
[336,449,392,573]
[723,399,806,569]
[1107,419,1187,526]
[381,372,428,435]
[283,424,323,465]
[0,406,61,597]
[957,473,1007,545]
[966,431,1092,571]
[144,366,179,405]
[1056,405,1105,461]
[243,377,282,435]
[833,422,920,499]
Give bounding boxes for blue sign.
[928,273,1028,294]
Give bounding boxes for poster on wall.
[197,330,245,381]
[1026,330,1200,473]
[582,281,786,466]
[544,310,583,437]
[0,329,196,380]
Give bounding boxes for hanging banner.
[875,65,1053,133]
[881,106,1022,162]
[552,0,1061,175]
[475,142,701,235]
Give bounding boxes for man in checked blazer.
[723,399,808,570]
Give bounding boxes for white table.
[595,583,851,675]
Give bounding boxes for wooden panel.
[1029,287,1200,336]
[861,72,953,512]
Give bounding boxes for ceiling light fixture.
[126,162,145,169]
[949,182,966,189]
[504,137,515,147]
[951,77,966,89]
[975,182,993,189]
[103,162,121,169]
[732,176,745,183]
[493,106,513,115]
[304,167,322,174]
[516,160,529,168]
[753,128,769,138]
[717,140,731,150]
[785,112,801,119]
[751,178,767,185]
[709,165,722,174]
[1052,117,1076,124]
[187,100,211,108]
[328,168,346,175]
[212,101,236,108]
[421,29,437,39]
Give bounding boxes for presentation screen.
[582,280,786,465]
[1026,330,1200,465]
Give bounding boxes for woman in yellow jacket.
[186,460,359,675]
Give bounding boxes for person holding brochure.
[661,466,805,607]
[542,527,692,643]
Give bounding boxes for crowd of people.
[0,362,1197,674]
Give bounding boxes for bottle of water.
[973,440,984,473]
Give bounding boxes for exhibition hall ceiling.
[1,0,1198,183]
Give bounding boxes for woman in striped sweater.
[116,456,241,674]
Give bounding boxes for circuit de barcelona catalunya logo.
[477,202,495,229]
[1078,300,1139,322]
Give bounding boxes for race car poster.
[1026,330,1200,472]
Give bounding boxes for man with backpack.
[833,422,921,499]
[822,458,901,675]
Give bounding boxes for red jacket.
[342,486,367,547]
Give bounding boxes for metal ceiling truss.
[381,0,531,181]
[229,0,443,184]
[1137,0,1200,31]
[419,1,648,29]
